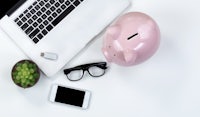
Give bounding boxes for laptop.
[0,0,130,77]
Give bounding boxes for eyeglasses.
[64,62,108,81]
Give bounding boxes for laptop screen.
[0,0,20,19]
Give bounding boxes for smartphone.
[49,84,91,109]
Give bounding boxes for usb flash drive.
[41,52,58,60]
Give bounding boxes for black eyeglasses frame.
[64,62,108,81]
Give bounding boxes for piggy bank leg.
[123,49,137,64]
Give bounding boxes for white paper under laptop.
[0,0,130,77]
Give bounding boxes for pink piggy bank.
[102,12,160,66]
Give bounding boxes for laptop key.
[46,25,53,31]
[29,28,40,39]
[28,19,33,24]
[37,33,43,39]
[21,17,27,22]
[35,5,40,10]
[39,1,45,6]
[30,9,36,14]
[33,15,38,20]
[48,16,53,21]
[42,14,47,19]
[42,29,48,36]
[17,21,23,26]
[21,23,29,30]
[56,8,62,14]
[59,0,64,3]
[25,26,34,34]
[46,10,51,15]
[52,12,57,18]
[45,3,51,8]
[33,37,39,44]
[65,1,70,6]
[33,22,38,27]
[73,0,80,6]
[50,6,56,11]
[52,5,75,26]
[39,24,45,29]
[14,18,19,22]
[55,2,60,7]
[33,1,37,6]
[36,11,42,16]
[24,10,28,14]
[28,5,33,10]
[37,18,42,23]
[43,20,49,26]
[61,4,66,10]
[50,0,55,4]
[41,7,46,12]
[19,14,23,18]
[26,13,32,18]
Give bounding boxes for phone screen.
[55,86,86,107]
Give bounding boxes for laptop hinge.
[6,0,27,17]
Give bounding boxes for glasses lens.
[67,70,84,81]
[88,66,105,77]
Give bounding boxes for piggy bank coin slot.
[127,33,139,40]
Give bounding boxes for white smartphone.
[49,84,91,109]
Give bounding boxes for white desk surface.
[0,0,200,116]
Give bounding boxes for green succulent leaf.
[12,60,39,88]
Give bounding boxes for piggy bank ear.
[106,25,121,40]
[123,49,137,63]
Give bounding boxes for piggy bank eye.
[127,33,139,40]
[108,45,112,48]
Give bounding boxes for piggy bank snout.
[102,48,112,62]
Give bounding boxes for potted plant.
[11,60,40,88]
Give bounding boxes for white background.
[0,0,200,117]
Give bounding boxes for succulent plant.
[12,60,40,88]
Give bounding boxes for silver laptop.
[0,0,130,77]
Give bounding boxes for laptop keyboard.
[14,0,84,44]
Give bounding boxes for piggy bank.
[102,12,160,66]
